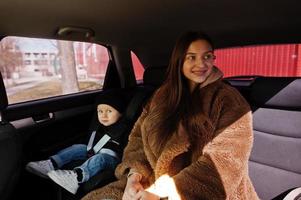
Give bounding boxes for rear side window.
[131,51,144,82]
[0,36,109,104]
[215,44,301,77]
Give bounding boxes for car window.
[0,36,109,104]
[131,51,144,82]
[215,44,301,77]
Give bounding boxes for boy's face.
[97,104,122,126]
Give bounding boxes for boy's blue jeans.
[50,144,119,183]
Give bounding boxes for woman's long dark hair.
[143,31,215,154]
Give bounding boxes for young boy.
[26,93,126,194]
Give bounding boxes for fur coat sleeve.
[172,85,258,200]
[114,106,154,183]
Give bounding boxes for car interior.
[1,0,301,200]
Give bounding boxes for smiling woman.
[82,31,259,200]
[182,39,215,91]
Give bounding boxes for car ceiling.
[0,0,301,66]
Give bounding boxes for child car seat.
[57,87,153,200]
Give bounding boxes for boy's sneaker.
[48,170,79,194]
[26,159,55,178]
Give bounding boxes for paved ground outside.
[5,76,101,104]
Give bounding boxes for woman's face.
[182,39,215,91]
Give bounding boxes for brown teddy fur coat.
[82,68,259,200]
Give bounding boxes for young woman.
[82,31,259,200]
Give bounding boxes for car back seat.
[142,66,166,88]
[56,88,151,199]
[248,77,301,200]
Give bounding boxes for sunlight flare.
[146,174,181,200]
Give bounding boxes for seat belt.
[283,187,301,200]
[87,132,111,153]
[87,131,96,151]
[92,134,111,153]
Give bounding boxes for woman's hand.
[122,173,144,200]
[134,190,160,200]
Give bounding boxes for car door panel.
[2,90,106,200]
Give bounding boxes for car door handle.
[33,113,54,123]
